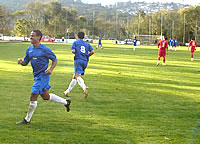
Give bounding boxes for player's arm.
[188,42,191,51]
[166,41,168,55]
[17,58,28,66]
[45,60,57,75]
[89,50,95,57]
[157,42,160,48]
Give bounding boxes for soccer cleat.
[191,58,194,61]
[64,99,71,112]
[16,119,30,125]
[64,90,70,97]
[156,61,160,66]
[84,87,88,98]
[162,63,166,66]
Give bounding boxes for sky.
[81,0,200,6]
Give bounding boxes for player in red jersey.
[157,37,168,66]
[188,37,197,61]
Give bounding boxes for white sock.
[67,79,77,92]
[25,101,37,122]
[49,93,67,105]
[77,77,86,91]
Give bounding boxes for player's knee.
[41,93,50,100]
[42,96,49,100]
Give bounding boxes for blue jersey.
[133,38,137,46]
[169,39,173,46]
[71,40,94,62]
[173,39,177,47]
[23,44,57,77]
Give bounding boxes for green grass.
[0,42,200,144]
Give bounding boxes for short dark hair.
[165,37,168,40]
[77,32,85,39]
[191,37,195,40]
[32,30,42,40]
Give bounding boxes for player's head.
[165,37,168,40]
[30,30,42,44]
[191,36,195,40]
[77,32,85,39]
[135,36,136,38]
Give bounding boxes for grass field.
[0,41,200,144]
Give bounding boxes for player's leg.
[157,56,161,66]
[191,52,194,61]
[157,50,161,66]
[101,44,103,49]
[76,74,88,98]
[162,57,166,66]
[16,93,39,125]
[64,75,77,96]
[41,90,71,112]
[175,46,177,51]
[75,60,88,98]
[170,45,172,51]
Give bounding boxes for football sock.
[158,57,161,61]
[67,79,77,92]
[163,57,165,63]
[25,101,37,122]
[49,93,67,105]
[77,77,86,91]
[191,54,193,58]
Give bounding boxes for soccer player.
[157,37,168,66]
[64,32,94,98]
[96,36,103,49]
[16,30,71,125]
[188,37,197,61]
[169,37,173,51]
[133,36,137,51]
[172,37,177,51]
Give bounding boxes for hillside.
[0,0,189,19]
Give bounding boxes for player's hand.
[18,58,22,64]
[45,69,52,75]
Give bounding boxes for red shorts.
[191,48,195,53]
[158,50,166,57]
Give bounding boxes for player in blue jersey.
[133,36,137,51]
[96,36,103,49]
[16,30,71,125]
[169,37,173,51]
[172,37,177,51]
[64,32,95,98]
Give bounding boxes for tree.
[14,18,32,37]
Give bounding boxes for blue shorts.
[74,60,88,75]
[32,73,51,94]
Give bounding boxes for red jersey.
[189,40,197,50]
[157,40,168,50]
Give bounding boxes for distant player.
[96,36,103,49]
[133,36,137,51]
[16,30,71,125]
[64,32,95,98]
[172,37,177,51]
[169,37,173,51]
[188,37,197,61]
[157,37,168,66]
